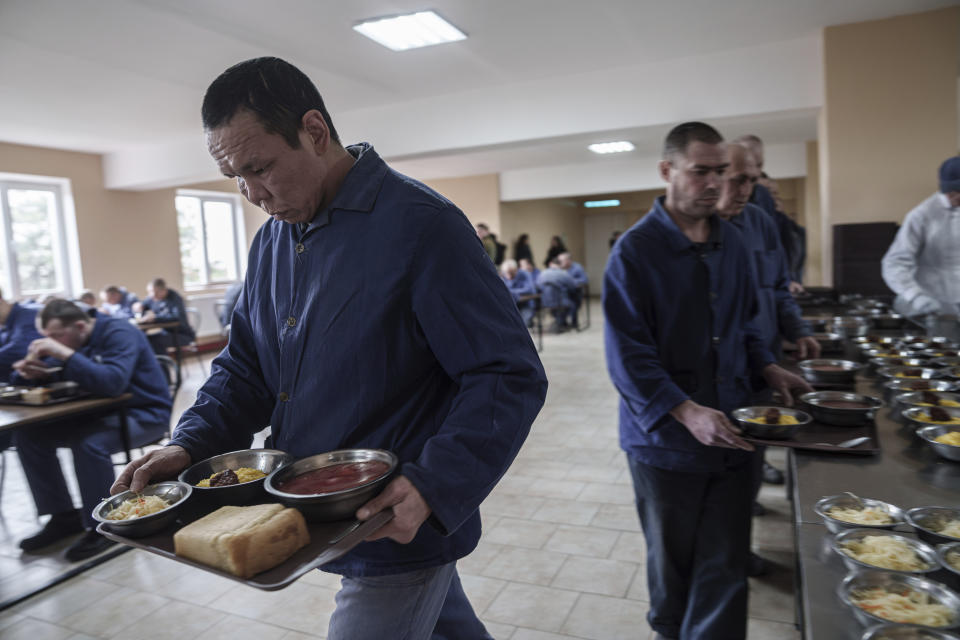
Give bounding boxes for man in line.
[716,142,817,572]
[0,290,43,382]
[500,259,537,326]
[137,278,195,354]
[882,156,960,317]
[604,122,809,639]
[537,257,579,333]
[15,299,171,561]
[558,252,588,328]
[112,57,546,639]
[99,285,139,320]
[475,222,497,263]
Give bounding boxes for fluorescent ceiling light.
[354,11,467,51]
[588,141,635,154]
[584,199,621,208]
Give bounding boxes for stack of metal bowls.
[92,481,192,537]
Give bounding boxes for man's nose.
[243,179,268,206]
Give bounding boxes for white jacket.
[882,192,960,315]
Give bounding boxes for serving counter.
[788,315,960,639]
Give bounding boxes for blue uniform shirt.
[728,204,811,361]
[0,303,42,382]
[604,197,774,473]
[104,289,139,320]
[502,269,536,299]
[62,317,172,426]
[566,262,588,287]
[169,143,547,577]
[142,289,195,340]
[751,184,806,283]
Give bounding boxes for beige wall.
[804,140,823,286]
[500,198,585,267]
[422,174,501,234]
[0,141,259,302]
[819,6,960,283]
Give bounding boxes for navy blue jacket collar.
[305,143,386,232]
[648,196,723,254]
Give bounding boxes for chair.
[213,299,231,337]
[182,306,208,377]
[156,354,182,401]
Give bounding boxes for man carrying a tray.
[112,57,547,640]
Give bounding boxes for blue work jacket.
[62,317,171,426]
[728,204,811,362]
[142,289,195,340]
[0,303,42,382]
[751,184,806,283]
[566,262,588,287]
[502,270,536,300]
[169,143,547,576]
[604,198,774,472]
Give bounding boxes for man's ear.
[301,110,331,154]
[658,159,672,184]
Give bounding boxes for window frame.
[175,189,247,290]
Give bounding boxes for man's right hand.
[111,445,191,494]
[669,400,754,451]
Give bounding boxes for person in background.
[78,290,96,307]
[219,280,244,331]
[543,235,567,268]
[500,259,537,326]
[519,258,540,286]
[558,252,588,328]
[138,278,196,353]
[734,134,806,291]
[14,299,172,561]
[604,122,810,640]
[99,285,139,320]
[513,233,534,264]
[716,142,817,574]
[475,223,497,263]
[0,290,42,382]
[609,230,622,249]
[882,156,960,317]
[111,56,546,639]
[537,258,578,333]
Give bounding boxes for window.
[175,191,246,288]
[0,178,78,299]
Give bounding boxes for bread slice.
[173,503,310,578]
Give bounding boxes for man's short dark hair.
[662,122,724,160]
[150,278,166,290]
[103,285,121,295]
[201,57,341,149]
[40,299,90,328]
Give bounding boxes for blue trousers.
[15,414,167,528]
[327,562,492,640]
[627,454,753,640]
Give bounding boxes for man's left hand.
[763,363,813,406]
[357,475,432,544]
[26,337,74,363]
[788,281,805,296]
[795,336,822,360]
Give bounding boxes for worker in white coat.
[882,157,960,316]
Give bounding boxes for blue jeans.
[627,454,753,640]
[16,414,167,528]
[327,562,492,640]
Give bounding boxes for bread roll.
[22,387,51,405]
[173,503,310,578]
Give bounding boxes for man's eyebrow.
[692,162,730,170]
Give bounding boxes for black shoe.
[65,529,116,562]
[762,461,785,485]
[19,510,84,552]
[748,552,769,577]
[752,501,767,516]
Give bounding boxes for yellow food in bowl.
[918,400,960,407]
[196,467,267,487]
[917,415,960,426]
[895,372,924,378]
[841,535,929,572]
[746,415,800,425]
[106,494,171,520]
[934,432,960,446]
[827,506,893,525]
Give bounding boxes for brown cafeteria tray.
[744,418,879,455]
[0,390,92,406]
[98,501,394,590]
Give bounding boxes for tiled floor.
[0,301,800,639]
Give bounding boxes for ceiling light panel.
[354,11,467,51]
[584,199,621,208]
[588,141,635,154]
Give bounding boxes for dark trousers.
[627,454,754,640]
[15,415,167,528]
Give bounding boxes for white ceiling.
[1,0,957,192]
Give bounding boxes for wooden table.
[134,319,183,368]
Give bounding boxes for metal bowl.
[906,507,960,546]
[832,316,872,338]
[839,570,960,629]
[814,332,845,353]
[917,425,960,462]
[832,528,939,575]
[862,624,960,639]
[933,358,960,368]
[804,315,833,332]
[815,494,905,533]
[731,406,811,439]
[870,358,930,375]
[878,367,944,381]
[872,314,907,330]
[938,543,960,585]
[265,449,398,522]
[799,359,862,385]
[894,392,960,421]
[92,481,192,538]
[801,391,882,426]
[904,407,960,432]
[941,368,960,382]
[178,448,293,507]
[856,336,903,347]
[884,379,958,404]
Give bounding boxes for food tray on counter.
[98,500,394,591]
[743,418,880,455]
[0,389,92,406]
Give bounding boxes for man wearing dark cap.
[882,156,960,317]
